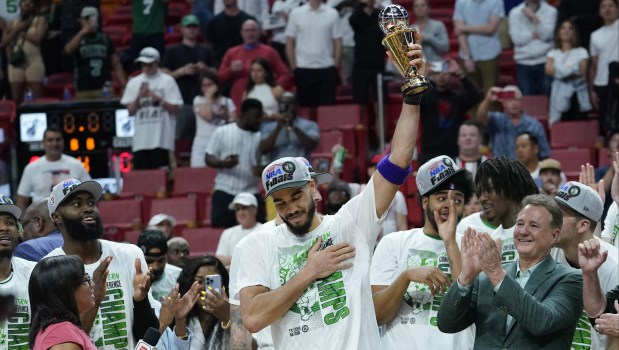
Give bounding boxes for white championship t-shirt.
[551,238,619,350]
[216,223,262,258]
[152,263,183,302]
[17,155,91,201]
[120,70,183,152]
[0,257,36,349]
[456,211,499,239]
[229,220,276,350]
[230,178,385,349]
[370,228,475,350]
[602,202,618,250]
[46,240,155,350]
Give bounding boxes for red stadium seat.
[550,120,599,149]
[181,227,225,256]
[150,197,199,228]
[103,25,129,47]
[98,199,143,241]
[44,73,74,99]
[124,230,141,244]
[0,100,16,122]
[314,129,343,154]
[120,169,168,198]
[550,147,596,179]
[406,196,422,228]
[173,167,217,196]
[316,104,362,131]
[521,95,549,122]
[105,13,132,27]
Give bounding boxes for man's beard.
[63,215,104,242]
[152,268,164,282]
[281,199,316,237]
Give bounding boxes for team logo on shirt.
[279,231,350,337]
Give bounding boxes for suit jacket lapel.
[504,255,556,337]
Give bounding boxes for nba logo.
[135,341,154,350]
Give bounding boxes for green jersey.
[132,0,165,34]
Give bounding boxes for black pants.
[594,85,609,133]
[133,148,170,170]
[294,67,338,107]
[352,67,387,104]
[211,190,266,228]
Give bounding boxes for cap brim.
[0,205,21,220]
[228,200,256,210]
[135,57,157,63]
[420,168,465,196]
[312,172,333,185]
[183,21,199,26]
[265,180,310,198]
[56,181,103,210]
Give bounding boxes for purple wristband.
[376,154,412,185]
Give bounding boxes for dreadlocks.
[475,156,539,202]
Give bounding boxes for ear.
[421,196,429,210]
[51,212,62,226]
[577,219,591,234]
[550,228,560,245]
[34,216,44,233]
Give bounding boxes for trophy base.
[401,76,432,97]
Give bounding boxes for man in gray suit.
[437,194,583,349]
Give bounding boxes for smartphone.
[205,274,222,294]
[497,90,516,100]
[431,61,448,73]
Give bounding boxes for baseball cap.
[262,157,311,197]
[539,158,562,172]
[228,192,258,210]
[48,179,103,218]
[416,155,464,196]
[148,214,177,228]
[554,182,603,222]
[81,6,98,18]
[181,14,199,27]
[135,47,160,64]
[296,157,332,185]
[137,230,168,257]
[0,195,21,220]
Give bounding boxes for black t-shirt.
[349,4,384,71]
[60,0,101,43]
[74,32,114,91]
[161,43,215,105]
[206,11,255,67]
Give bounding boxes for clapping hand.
[159,284,181,331]
[475,232,504,284]
[579,163,605,202]
[133,258,153,302]
[93,256,112,304]
[458,228,481,286]
[177,281,201,321]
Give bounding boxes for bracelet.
[221,320,231,330]
[376,154,412,185]
[403,96,422,105]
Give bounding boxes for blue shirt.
[453,0,504,61]
[487,111,550,158]
[14,230,64,262]
[260,117,320,163]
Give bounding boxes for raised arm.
[372,42,426,217]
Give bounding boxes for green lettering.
[318,281,346,300]
[324,306,350,325]
[317,271,343,287]
[101,299,125,313]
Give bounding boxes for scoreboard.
[16,100,135,179]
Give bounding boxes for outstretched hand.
[93,256,112,305]
[176,281,200,321]
[458,228,481,286]
[579,163,605,202]
[133,258,153,302]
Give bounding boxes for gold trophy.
[379,4,431,97]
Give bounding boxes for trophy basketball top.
[379,4,409,34]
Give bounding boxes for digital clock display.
[17,100,135,179]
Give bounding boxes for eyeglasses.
[81,274,93,286]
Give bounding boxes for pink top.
[33,322,97,350]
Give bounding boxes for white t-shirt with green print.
[0,257,35,350]
[230,177,385,350]
[601,202,618,249]
[370,228,475,350]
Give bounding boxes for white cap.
[148,213,177,227]
[228,192,258,210]
[135,47,160,64]
[554,182,604,222]
[262,157,311,197]
[48,179,103,218]
[415,155,463,196]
